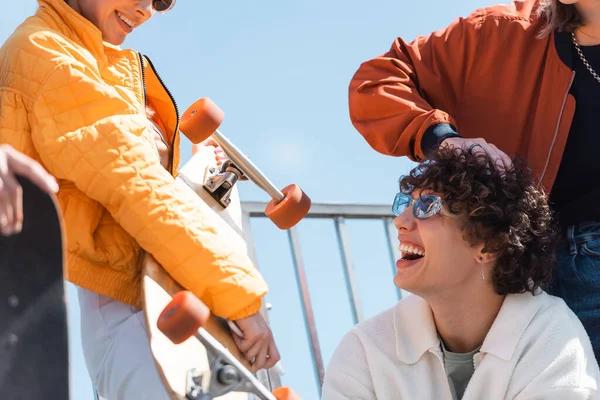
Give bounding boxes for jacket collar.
[36,0,122,65]
[393,291,544,364]
[393,295,439,364]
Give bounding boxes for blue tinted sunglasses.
[392,193,444,219]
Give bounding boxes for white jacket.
[322,291,599,400]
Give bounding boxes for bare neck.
[428,283,505,353]
[575,2,600,45]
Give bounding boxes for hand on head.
[441,137,513,175]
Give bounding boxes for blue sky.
[2,1,495,398]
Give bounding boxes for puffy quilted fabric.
[0,0,267,319]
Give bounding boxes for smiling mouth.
[398,243,425,261]
[116,11,136,29]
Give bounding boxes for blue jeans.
[549,221,600,364]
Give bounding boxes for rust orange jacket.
[349,0,574,191]
[0,0,267,319]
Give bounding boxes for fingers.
[471,141,511,174]
[198,138,227,166]
[236,330,268,372]
[0,180,11,236]
[232,330,244,351]
[0,172,20,236]
[0,156,21,236]
[441,138,512,175]
[233,312,281,372]
[214,146,226,166]
[202,137,219,148]
[231,328,263,370]
[470,141,500,164]
[251,341,280,372]
[264,339,281,369]
[244,338,280,372]
[249,340,269,372]
[487,143,513,172]
[13,181,23,234]
[7,174,23,234]
[3,145,58,194]
[232,331,253,353]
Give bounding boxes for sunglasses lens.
[392,193,411,216]
[153,0,174,12]
[414,195,441,219]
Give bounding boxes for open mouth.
[399,243,425,261]
[116,11,135,29]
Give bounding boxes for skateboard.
[142,98,311,400]
[0,176,68,399]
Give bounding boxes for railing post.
[287,226,325,392]
[334,217,363,324]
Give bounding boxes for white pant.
[77,287,170,400]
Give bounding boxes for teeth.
[117,12,135,28]
[398,243,425,256]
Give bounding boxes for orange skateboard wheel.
[180,98,225,144]
[157,291,210,344]
[272,387,302,400]
[265,184,311,230]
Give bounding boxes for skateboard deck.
[142,145,258,400]
[0,176,68,399]
[142,97,310,400]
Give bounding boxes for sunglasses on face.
[153,0,175,13]
[392,193,444,219]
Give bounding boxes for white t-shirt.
[439,337,480,400]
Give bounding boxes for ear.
[473,243,498,264]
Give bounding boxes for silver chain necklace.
[572,32,600,83]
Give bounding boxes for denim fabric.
[549,221,600,364]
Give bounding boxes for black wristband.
[420,123,461,157]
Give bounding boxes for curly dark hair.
[399,146,557,295]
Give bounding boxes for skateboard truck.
[158,292,276,400]
[203,159,248,208]
[180,98,311,230]
[184,328,275,400]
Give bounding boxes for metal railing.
[241,201,407,395]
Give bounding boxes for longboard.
[142,97,311,400]
[142,145,257,400]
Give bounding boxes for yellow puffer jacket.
[0,0,267,319]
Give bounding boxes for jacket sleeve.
[30,59,266,320]
[322,331,376,400]
[348,14,483,160]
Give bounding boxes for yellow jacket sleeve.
[30,59,267,319]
